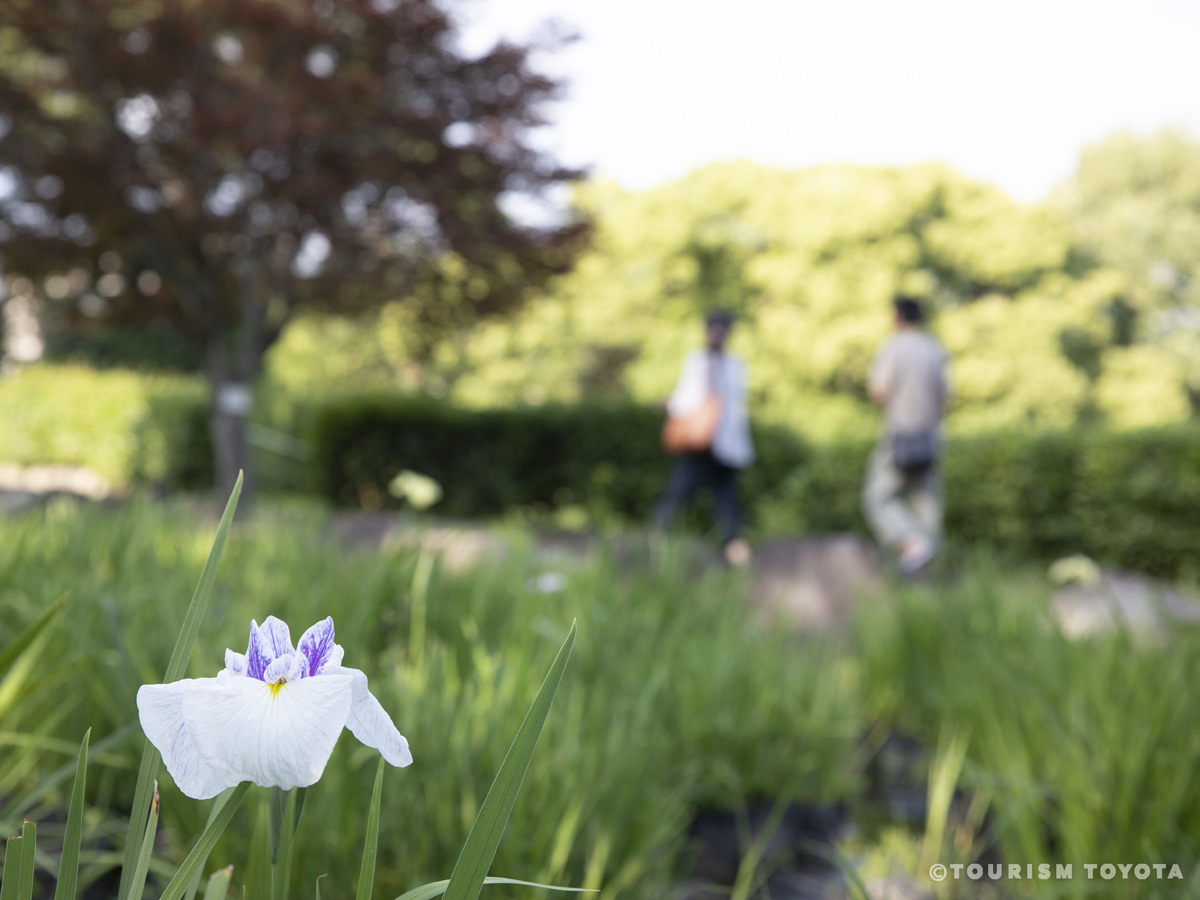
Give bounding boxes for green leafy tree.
[1055,129,1200,411]
[0,0,585,496]
[266,153,1194,437]
[440,162,1115,435]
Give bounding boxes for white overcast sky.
[457,0,1200,202]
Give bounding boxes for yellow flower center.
[269,679,285,698]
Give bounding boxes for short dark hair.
[893,296,925,324]
[705,308,735,328]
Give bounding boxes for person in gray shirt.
[862,296,949,573]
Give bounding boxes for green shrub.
[0,364,209,487]
[939,427,1200,577]
[6,367,1199,576]
[311,396,1200,576]
[130,380,213,488]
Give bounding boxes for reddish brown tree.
[0,0,586,497]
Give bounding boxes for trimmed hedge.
[5,369,1197,577]
[312,395,1200,578]
[0,364,211,488]
[313,397,689,518]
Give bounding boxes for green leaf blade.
[182,785,240,900]
[356,758,386,900]
[0,836,21,900]
[0,595,66,681]
[127,783,161,900]
[201,866,234,900]
[442,621,577,900]
[269,788,299,900]
[394,876,595,900]
[158,782,251,900]
[17,821,36,900]
[52,729,91,900]
[119,473,242,900]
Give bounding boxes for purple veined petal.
[138,678,242,800]
[184,671,355,792]
[297,617,342,677]
[246,616,294,680]
[224,649,248,677]
[325,666,412,767]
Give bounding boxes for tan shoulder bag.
[661,354,722,454]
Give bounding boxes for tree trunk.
[211,394,254,502]
[207,342,257,504]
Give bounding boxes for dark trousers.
[652,451,742,546]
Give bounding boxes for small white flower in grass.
[137,616,411,799]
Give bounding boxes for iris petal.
[262,654,305,684]
[328,665,412,767]
[247,616,293,679]
[137,679,240,800]
[185,672,355,792]
[224,649,248,676]
[297,617,339,676]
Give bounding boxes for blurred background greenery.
[13,130,1200,447]
[3,0,1200,897]
[5,131,1200,575]
[4,502,1200,899]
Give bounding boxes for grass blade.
[269,788,299,900]
[442,620,577,900]
[16,821,36,900]
[183,787,240,900]
[163,472,244,684]
[158,782,251,900]
[127,784,160,900]
[52,729,90,900]
[119,473,243,900]
[0,595,66,680]
[0,835,21,900]
[201,866,233,900]
[356,758,386,900]
[394,876,595,900]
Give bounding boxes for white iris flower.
[137,616,412,799]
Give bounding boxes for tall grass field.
[1,498,1199,898]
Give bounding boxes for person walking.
[862,296,949,573]
[653,309,754,566]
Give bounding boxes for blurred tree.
[0,0,586,496]
[1055,130,1200,411]
[444,162,1116,435]
[264,155,1192,438]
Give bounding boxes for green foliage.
[357,762,386,900]
[939,426,1200,577]
[1055,129,1200,404]
[118,474,242,900]
[310,395,840,537]
[51,730,89,900]
[0,821,37,900]
[311,397,673,518]
[0,364,209,488]
[265,157,1193,437]
[442,622,575,900]
[0,499,851,899]
[856,559,1200,879]
[310,396,1200,577]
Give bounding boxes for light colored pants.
[861,441,943,549]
